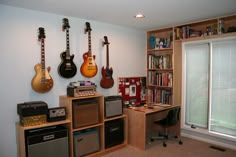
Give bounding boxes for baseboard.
[181,129,236,151]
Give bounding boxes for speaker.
[104,96,123,118]
[105,119,124,148]
[25,126,69,157]
[73,99,99,128]
[73,128,100,157]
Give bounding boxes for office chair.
[150,106,183,147]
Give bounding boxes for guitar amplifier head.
[104,96,123,118]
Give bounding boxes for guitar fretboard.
[88,31,92,57]
[66,29,70,59]
[41,39,45,70]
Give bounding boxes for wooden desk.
[124,105,180,150]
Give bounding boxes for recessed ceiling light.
[135,14,145,18]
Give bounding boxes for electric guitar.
[100,36,114,88]
[80,22,98,78]
[58,18,77,78]
[31,27,54,93]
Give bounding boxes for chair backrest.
[166,107,180,126]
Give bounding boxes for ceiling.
[1,0,236,30]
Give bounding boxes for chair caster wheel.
[179,140,183,145]
[163,142,167,147]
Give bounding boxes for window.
[183,37,236,139]
[210,40,236,137]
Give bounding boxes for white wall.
[0,5,146,157]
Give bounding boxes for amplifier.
[26,126,69,157]
[67,85,96,97]
[47,107,66,122]
[17,101,48,126]
[20,115,47,127]
[72,99,99,128]
[17,101,48,117]
[105,119,124,148]
[104,96,123,118]
[73,128,100,157]
[67,81,97,97]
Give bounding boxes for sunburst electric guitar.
[80,22,98,78]
[100,36,114,88]
[31,27,53,93]
[58,18,77,78]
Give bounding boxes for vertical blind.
[185,43,209,128]
[184,38,236,138]
[211,39,236,137]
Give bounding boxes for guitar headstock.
[62,18,70,31]
[103,36,110,45]
[85,22,92,33]
[38,27,46,40]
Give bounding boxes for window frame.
[181,36,236,141]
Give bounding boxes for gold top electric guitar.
[80,22,98,78]
[31,27,54,93]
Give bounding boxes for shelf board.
[175,32,236,42]
[147,68,173,71]
[72,122,104,132]
[17,119,71,131]
[104,114,127,122]
[147,47,173,52]
[147,85,173,89]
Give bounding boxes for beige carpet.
[101,137,236,157]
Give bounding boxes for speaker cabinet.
[104,96,123,118]
[25,126,69,157]
[73,128,100,157]
[72,99,99,128]
[105,119,124,148]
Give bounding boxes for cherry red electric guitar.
[80,22,98,78]
[100,36,114,88]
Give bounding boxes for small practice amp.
[105,118,124,148]
[104,96,123,118]
[25,125,69,157]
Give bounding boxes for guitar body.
[80,52,98,78]
[31,63,54,93]
[58,51,77,78]
[100,66,114,88]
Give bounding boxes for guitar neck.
[106,44,109,68]
[88,31,92,57]
[41,39,45,70]
[66,29,70,58]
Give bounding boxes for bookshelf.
[174,14,236,41]
[146,14,236,107]
[146,28,174,105]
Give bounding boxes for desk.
[124,105,180,150]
